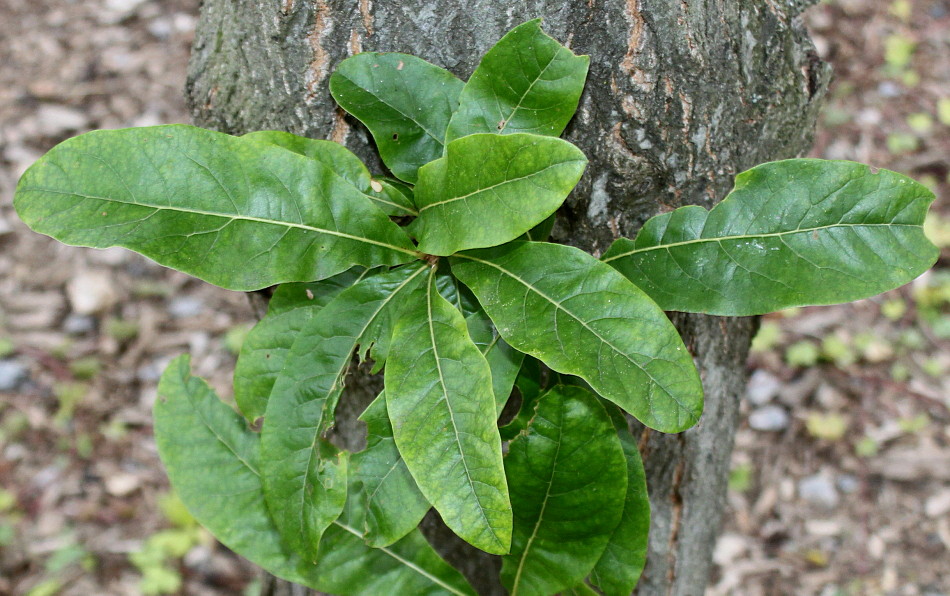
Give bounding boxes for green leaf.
[154,355,321,587]
[501,385,627,596]
[602,159,939,316]
[445,19,589,142]
[589,408,650,596]
[409,133,586,255]
[234,269,369,421]
[451,241,703,433]
[385,268,512,554]
[13,125,419,291]
[371,179,419,217]
[465,309,524,415]
[243,131,418,216]
[155,356,474,595]
[330,53,465,184]
[434,267,482,318]
[523,213,557,242]
[351,393,429,547]
[261,264,427,560]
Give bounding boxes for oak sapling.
[14,19,938,596]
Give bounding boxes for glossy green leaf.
[410,133,586,255]
[434,267,481,318]
[351,393,429,547]
[501,385,627,596]
[244,131,418,216]
[445,19,589,143]
[154,355,321,587]
[602,159,939,315]
[451,242,703,433]
[262,264,427,560]
[13,125,419,291]
[465,308,524,415]
[234,269,369,421]
[589,408,650,595]
[330,53,464,184]
[372,179,419,217]
[385,269,512,554]
[155,356,474,595]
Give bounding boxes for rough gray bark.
[186,1,829,594]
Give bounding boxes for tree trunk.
[186,1,829,594]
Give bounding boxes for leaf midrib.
[22,186,421,257]
[601,222,922,263]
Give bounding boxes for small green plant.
[13,20,938,596]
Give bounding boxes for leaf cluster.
[13,19,937,596]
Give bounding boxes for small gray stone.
[0,360,28,391]
[168,296,204,318]
[799,474,839,509]
[746,369,782,405]
[878,81,901,98]
[748,405,789,431]
[836,474,859,494]
[63,314,96,335]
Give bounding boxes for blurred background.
[0,1,947,594]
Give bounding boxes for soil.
[0,1,947,595]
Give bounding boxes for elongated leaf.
[589,408,650,595]
[466,309,524,415]
[234,269,368,421]
[244,131,418,216]
[410,133,586,255]
[155,355,319,586]
[602,159,938,315]
[501,385,627,596]
[385,269,512,554]
[330,53,464,184]
[445,19,589,142]
[262,265,428,560]
[451,242,703,433]
[351,393,430,547]
[13,125,419,290]
[155,356,474,595]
